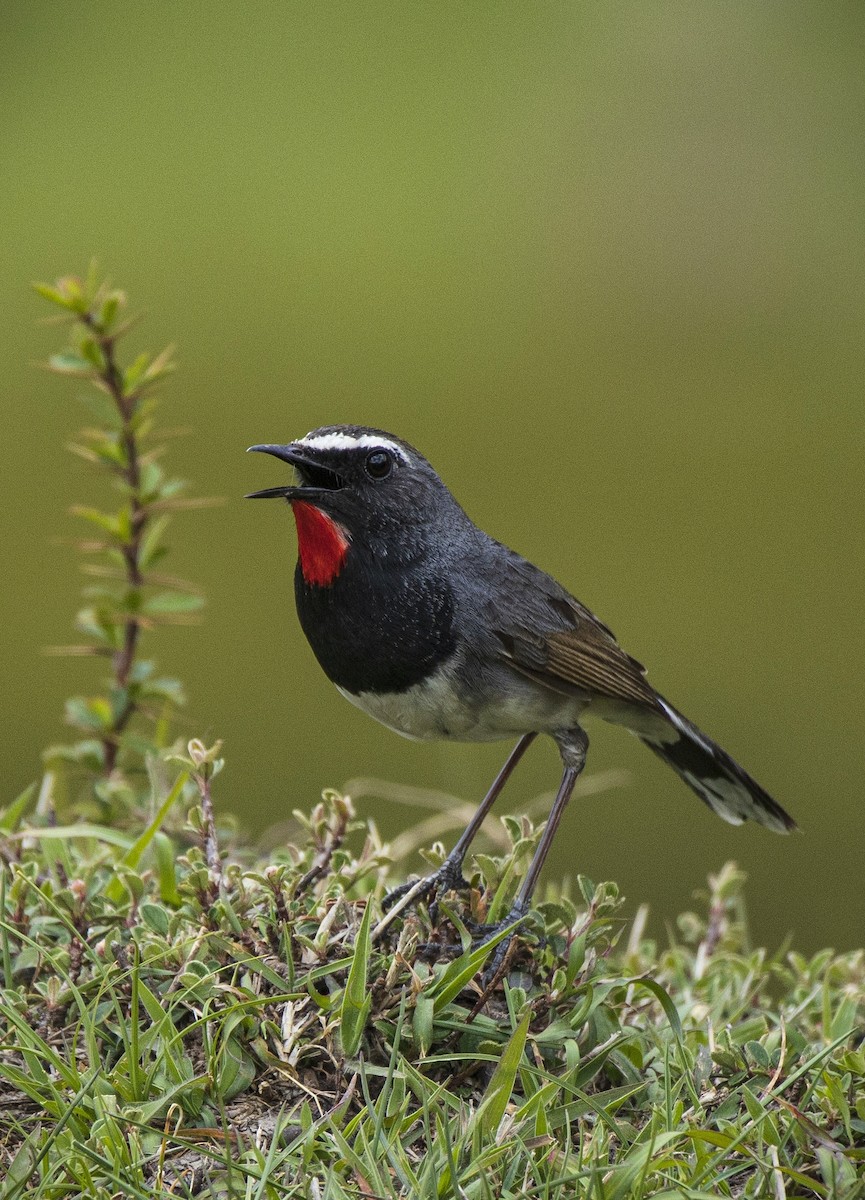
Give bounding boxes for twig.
[80,311,147,773]
[197,770,221,882]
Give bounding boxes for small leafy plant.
[35,266,213,812]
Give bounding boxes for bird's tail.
[639,698,796,834]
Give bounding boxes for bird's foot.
[471,899,533,984]
[415,899,534,976]
[382,855,471,919]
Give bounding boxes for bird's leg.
[477,728,589,980]
[379,733,537,922]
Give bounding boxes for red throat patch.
[290,500,350,587]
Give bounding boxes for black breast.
[294,560,456,695]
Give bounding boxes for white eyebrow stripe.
[298,432,410,462]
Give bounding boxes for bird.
[247,425,795,947]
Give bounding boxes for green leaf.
[64,695,113,731]
[412,995,434,1056]
[141,676,186,706]
[139,901,170,934]
[84,259,100,298]
[578,875,596,905]
[217,1036,256,1101]
[99,294,120,329]
[75,606,121,647]
[306,975,336,1011]
[830,992,860,1043]
[340,899,374,1057]
[142,591,205,615]
[0,782,37,832]
[628,976,683,1043]
[34,276,88,313]
[139,460,164,501]
[566,932,586,984]
[90,437,126,468]
[152,831,181,905]
[745,1039,771,1069]
[5,823,133,849]
[33,281,78,308]
[742,1083,766,1123]
[70,505,126,539]
[48,352,91,375]
[123,352,151,392]
[685,1129,735,1150]
[142,344,176,385]
[476,1008,531,1137]
[156,477,187,499]
[138,514,171,569]
[78,336,105,371]
[2,1123,41,1193]
[104,768,189,903]
[41,739,106,770]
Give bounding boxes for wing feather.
[545,630,659,707]
[494,596,660,710]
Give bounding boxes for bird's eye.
[364,449,393,479]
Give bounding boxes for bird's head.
[247,425,461,585]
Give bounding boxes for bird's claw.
[415,901,534,981]
[381,875,433,913]
[473,902,534,984]
[383,867,536,990]
[382,857,472,917]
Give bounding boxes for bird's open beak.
[245,443,344,500]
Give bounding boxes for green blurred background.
[2,3,863,950]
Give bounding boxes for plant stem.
[83,311,147,774]
[198,770,222,883]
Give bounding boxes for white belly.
[335,660,585,743]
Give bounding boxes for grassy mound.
[1,786,863,1199]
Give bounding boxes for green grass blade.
[476,1007,531,1138]
[429,919,521,1013]
[104,769,188,903]
[0,782,37,833]
[340,897,374,1057]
